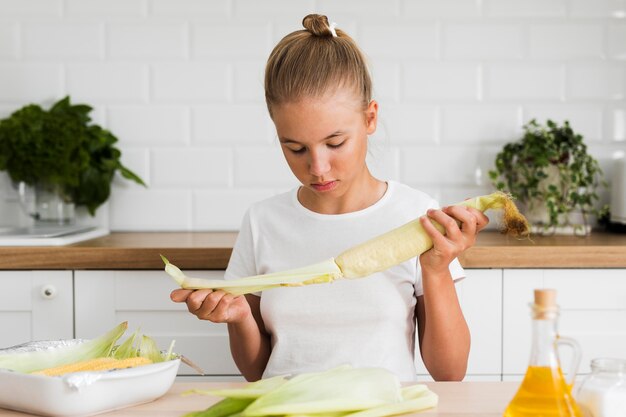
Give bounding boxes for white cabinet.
[503,269,626,378]
[50,267,626,380]
[74,270,239,376]
[0,271,73,348]
[416,269,502,381]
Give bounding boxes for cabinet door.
[503,269,626,377]
[0,271,73,348]
[74,270,239,377]
[415,269,502,380]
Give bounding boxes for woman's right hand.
[170,289,252,324]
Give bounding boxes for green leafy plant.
[0,96,145,215]
[489,119,605,235]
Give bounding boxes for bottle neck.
[529,310,561,368]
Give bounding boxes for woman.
[171,14,488,382]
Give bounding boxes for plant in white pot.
[0,96,146,224]
[489,119,606,236]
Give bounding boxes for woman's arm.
[415,279,470,381]
[415,204,487,381]
[170,289,271,381]
[228,294,271,381]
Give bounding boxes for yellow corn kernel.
[33,356,153,376]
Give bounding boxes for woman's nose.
[309,150,331,177]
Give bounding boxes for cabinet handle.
[40,284,57,300]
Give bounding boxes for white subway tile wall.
[0,0,623,231]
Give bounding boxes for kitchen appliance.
[610,157,626,225]
[0,225,109,246]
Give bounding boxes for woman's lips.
[311,181,337,192]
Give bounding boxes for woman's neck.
[298,172,388,215]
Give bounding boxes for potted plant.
[489,119,605,236]
[0,96,145,223]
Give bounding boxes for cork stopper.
[534,289,557,308]
[532,289,558,319]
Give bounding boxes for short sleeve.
[414,258,466,297]
[224,209,258,283]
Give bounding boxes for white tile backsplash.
[0,1,622,231]
[22,22,103,59]
[0,23,19,59]
[370,62,400,103]
[109,189,191,231]
[65,0,146,17]
[192,105,273,145]
[234,0,316,17]
[233,61,265,103]
[0,64,62,103]
[0,0,61,16]
[316,0,400,17]
[380,104,438,144]
[360,23,438,59]
[152,63,230,102]
[523,104,604,141]
[485,64,563,100]
[403,0,480,18]
[402,146,500,186]
[151,148,232,187]
[529,23,605,59]
[608,23,626,60]
[441,105,521,144]
[192,23,272,59]
[108,22,187,60]
[566,64,625,100]
[569,0,626,18]
[107,105,189,145]
[610,107,626,142]
[443,24,524,60]
[193,188,273,231]
[484,0,567,17]
[66,63,148,103]
[404,63,478,101]
[150,0,229,17]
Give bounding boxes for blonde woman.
[171,14,488,382]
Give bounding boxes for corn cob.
[32,356,152,376]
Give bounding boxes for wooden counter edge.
[0,231,625,270]
[459,245,626,268]
[0,247,232,270]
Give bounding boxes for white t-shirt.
[224,180,465,381]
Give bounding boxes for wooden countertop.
[0,381,519,417]
[0,231,625,270]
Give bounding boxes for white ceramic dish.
[0,359,180,417]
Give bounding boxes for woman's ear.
[365,99,378,135]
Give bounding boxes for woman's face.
[271,88,378,206]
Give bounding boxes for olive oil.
[504,366,582,417]
[503,289,583,417]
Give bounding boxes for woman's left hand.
[419,205,489,274]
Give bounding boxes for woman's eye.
[327,141,345,149]
[289,147,306,154]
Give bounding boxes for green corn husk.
[0,322,128,373]
[0,322,178,375]
[184,366,437,417]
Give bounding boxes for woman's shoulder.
[387,180,438,207]
[246,188,297,219]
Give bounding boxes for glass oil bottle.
[504,289,583,417]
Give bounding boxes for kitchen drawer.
[0,271,73,348]
[74,270,239,377]
[416,269,502,377]
[502,269,626,376]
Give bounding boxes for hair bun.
[302,14,335,37]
